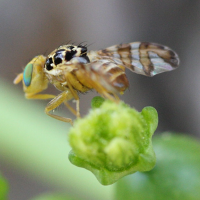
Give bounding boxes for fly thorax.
[44,44,90,73]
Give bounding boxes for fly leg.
[63,101,77,116]
[75,99,80,118]
[25,93,56,99]
[65,74,81,118]
[45,90,74,125]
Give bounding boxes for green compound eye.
[23,63,33,87]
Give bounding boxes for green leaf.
[115,133,200,200]
[68,99,158,185]
[0,172,9,200]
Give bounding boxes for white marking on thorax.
[44,68,62,76]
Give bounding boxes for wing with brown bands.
[98,42,180,77]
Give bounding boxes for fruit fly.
[14,42,179,125]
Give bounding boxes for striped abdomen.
[77,59,129,94]
[96,60,129,93]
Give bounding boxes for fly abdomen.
[94,60,129,93]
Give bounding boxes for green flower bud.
[68,98,158,185]
[91,96,105,109]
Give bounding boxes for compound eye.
[23,63,33,87]
[45,57,53,70]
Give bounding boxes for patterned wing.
[96,42,180,77]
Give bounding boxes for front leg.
[25,93,56,99]
[45,90,75,125]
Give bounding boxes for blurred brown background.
[0,0,200,199]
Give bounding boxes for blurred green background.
[0,80,114,200]
[0,1,200,199]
